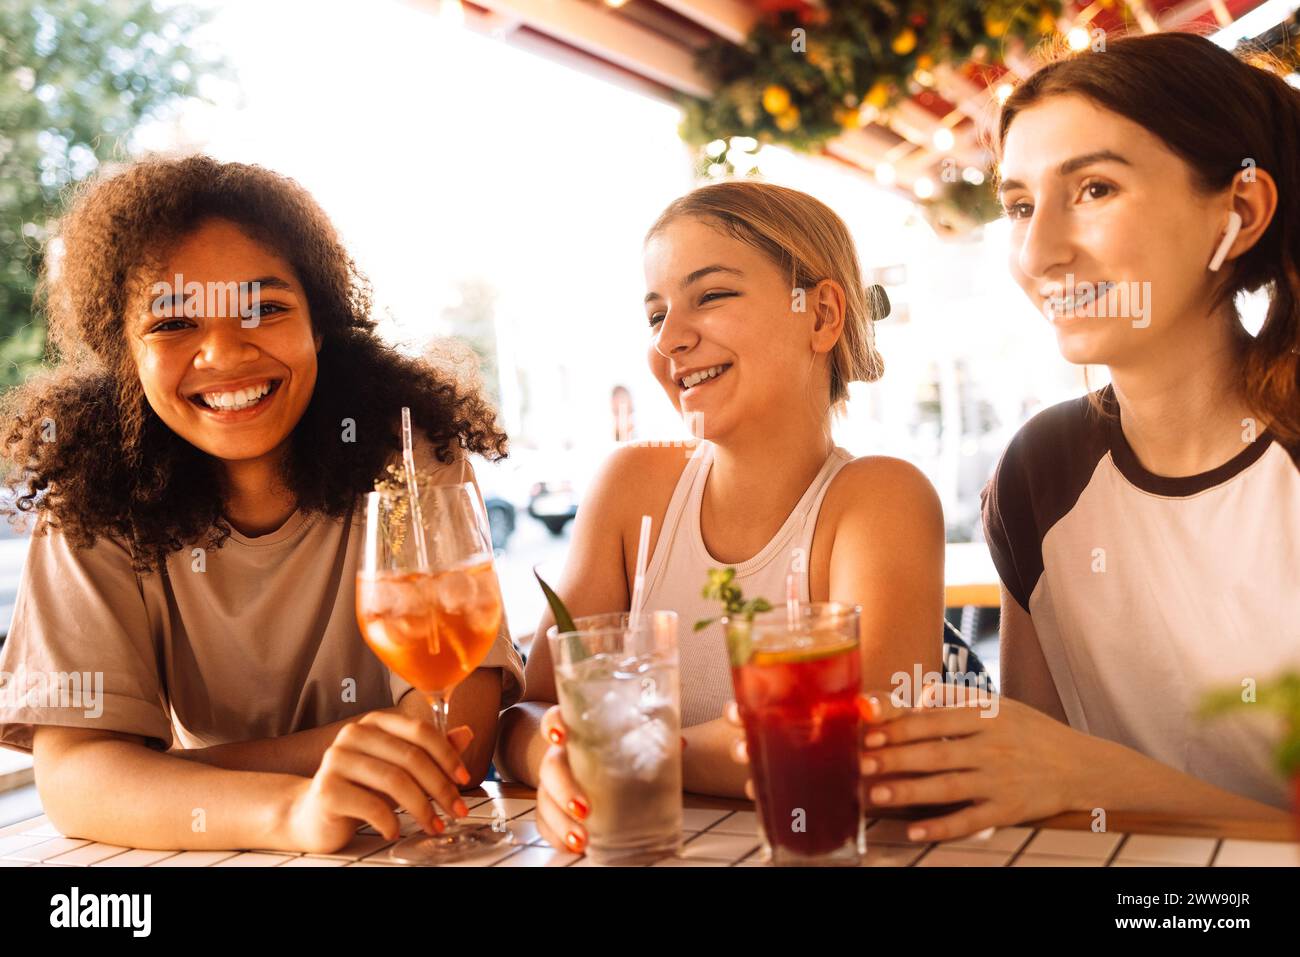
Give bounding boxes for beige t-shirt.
[0,453,524,754]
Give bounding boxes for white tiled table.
[1,782,1296,868]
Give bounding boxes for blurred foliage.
[1201,672,1300,779]
[679,1,1062,153]
[438,278,501,409]
[0,0,224,387]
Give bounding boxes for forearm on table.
[172,667,505,783]
[1075,734,1291,821]
[682,718,748,799]
[170,717,363,777]
[38,736,303,851]
[494,700,551,788]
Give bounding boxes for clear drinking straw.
[400,407,431,572]
[628,514,652,633]
[786,571,800,631]
[786,546,804,630]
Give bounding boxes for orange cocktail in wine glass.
[356,480,507,863]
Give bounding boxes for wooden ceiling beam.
[653,0,758,44]
[466,0,716,96]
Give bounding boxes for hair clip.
[867,283,891,321]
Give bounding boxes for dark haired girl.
[857,32,1298,840]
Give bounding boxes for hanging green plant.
[679,1,1064,154]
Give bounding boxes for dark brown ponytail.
[996,32,1300,443]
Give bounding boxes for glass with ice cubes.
[547,610,682,865]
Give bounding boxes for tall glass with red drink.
[725,602,864,866]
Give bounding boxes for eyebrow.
[243,275,294,293]
[998,150,1133,196]
[139,275,296,324]
[644,265,744,304]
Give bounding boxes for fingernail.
[564,830,585,853]
[455,766,471,785]
[861,757,879,775]
[432,817,446,834]
[864,731,886,748]
[453,799,469,817]
[870,785,893,804]
[547,727,564,745]
[567,796,589,821]
[857,694,880,722]
[908,826,926,841]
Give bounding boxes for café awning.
[412,0,1292,201]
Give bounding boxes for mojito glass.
[725,602,865,866]
[548,611,682,865]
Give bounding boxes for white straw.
[628,514,652,630]
[786,572,799,630]
[400,407,430,571]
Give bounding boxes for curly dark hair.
[1,154,508,571]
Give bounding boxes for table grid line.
[1004,833,1030,867]
[1104,833,1129,867]
[1,799,1293,867]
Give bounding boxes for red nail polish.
[453,799,469,817]
[455,766,471,785]
[547,727,564,745]
[567,796,589,821]
[857,693,883,723]
[564,831,585,853]
[432,817,446,833]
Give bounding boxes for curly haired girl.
[0,155,524,854]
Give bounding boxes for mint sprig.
[694,567,772,667]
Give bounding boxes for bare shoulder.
[573,443,695,570]
[590,442,695,500]
[825,454,942,521]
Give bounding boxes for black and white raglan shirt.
[981,387,1300,809]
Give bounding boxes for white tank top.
[640,440,854,727]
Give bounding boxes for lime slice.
[749,639,857,668]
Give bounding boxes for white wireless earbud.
[1208,210,1243,272]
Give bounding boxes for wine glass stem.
[425,691,450,735]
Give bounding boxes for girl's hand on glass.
[859,683,1085,841]
[535,705,590,855]
[722,702,756,801]
[286,711,474,854]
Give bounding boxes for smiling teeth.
[1046,287,1098,317]
[682,365,727,389]
[201,381,272,411]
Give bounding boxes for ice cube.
[579,682,643,739]
[617,716,673,781]
[435,568,475,613]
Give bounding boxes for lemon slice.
[750,639,857,668]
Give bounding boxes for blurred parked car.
[468,455,522,552]
[527,480,578,537]
[484,495,516,551]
